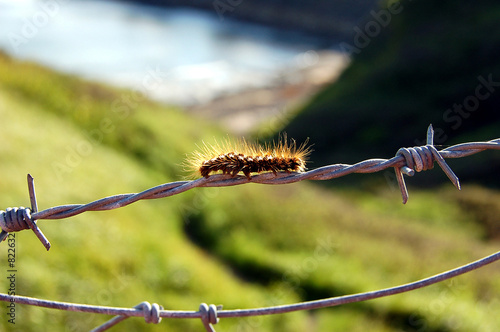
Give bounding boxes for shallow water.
[0,0,336,105]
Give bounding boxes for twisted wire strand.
[1,125,499,250]
[1,250,499,331]
[0,207,31,232]
[30,138,500,221]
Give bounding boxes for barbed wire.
[0,124,499,330]
[1,250,499,331]
[1,125,499,250]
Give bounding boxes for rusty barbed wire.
[0,250,499,331]
[1,125,499,250]
[0,125,499,331]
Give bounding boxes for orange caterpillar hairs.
[185,134,312,180]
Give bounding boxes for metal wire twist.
[1,250,499,331]
[90,301,163,332]
[199,303,221,332]
[0,207,31,233]
[394,125,461,203]
[0,175,50,250]
[1,125,499,250]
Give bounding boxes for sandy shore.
[185,50,349,136]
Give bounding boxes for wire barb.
[394,124,461,203]
[1,250,499,330]
[1,126,499,247]
[0,175,50,250]
[199,303,221,332]
[142,302,163,324]
[91,301,163,332]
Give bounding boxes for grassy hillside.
[282,0,500,187]
[1,53,500,332]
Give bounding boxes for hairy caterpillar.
[185,135,312,180]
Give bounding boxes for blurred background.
[0,0,499,331]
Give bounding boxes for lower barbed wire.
[1,250,499,331]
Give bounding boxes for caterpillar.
[185,135,312,180]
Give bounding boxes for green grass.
[0,52,499,332]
